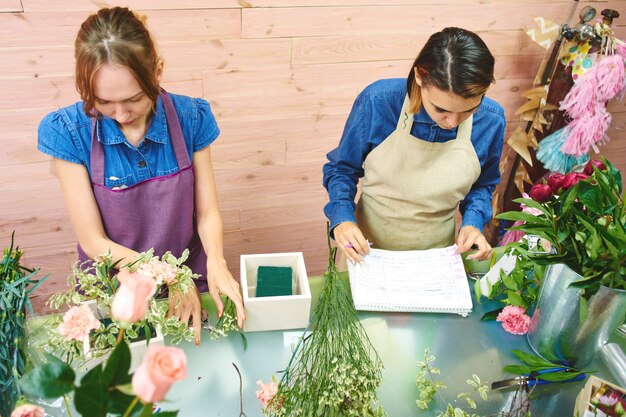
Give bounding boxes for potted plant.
[496,157,626,366]
[0,233,46,417]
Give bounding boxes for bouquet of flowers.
[258,231,385,417]
[15,264,188,417]
[34,249,199,365]
[497,157,625,297]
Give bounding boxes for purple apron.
[77,91,208,290]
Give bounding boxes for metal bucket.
[527,263,626,367]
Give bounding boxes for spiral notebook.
[347,245,473,317]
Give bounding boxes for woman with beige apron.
[323,27,506,266]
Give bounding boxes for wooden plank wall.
[1,0,625,313]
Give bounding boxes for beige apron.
[355,95,481,250]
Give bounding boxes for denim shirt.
[323,78,505,235]
[38,93,219,189]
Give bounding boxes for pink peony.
[529,183,553,203]
[546,173,565,193]
[561,172,588,191]
[132,345,187,403]
[256,380,278,407]
[140,259,177,286]
[57,304,101,341]
[111,268,157,323]
[583,159,606,176]
[496,305,531,335]
[11,404,45,417]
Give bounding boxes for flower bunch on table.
[35,249,198,366]
[257,232,385,417]
[485,157,626,334]
[16,266,188,417]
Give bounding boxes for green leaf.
[534,370,585,382]
[75,380,107,417]
[511,350,556,368]
[480,308,502,321]
[158,412,179,417]
[505,291,524,307]
[139,402,156,417]
[502,365,532,375]
[239,331,248,352]
[103,340,131,387]
[19,354,75,398]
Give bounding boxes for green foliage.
[476,238,545,320]
[263,231,385,417]
[496,157,625,298]
[19,341,179,417]
[503,350,587,383]
[36,250,196,365]
[414,349,490,417]
[0,232,46,417]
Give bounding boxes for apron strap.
[89,90,191,185]
[395,95,414,134]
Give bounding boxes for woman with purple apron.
[37,7,245,344]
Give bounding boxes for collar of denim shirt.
[411,105,459,141]
[96,95,169,146]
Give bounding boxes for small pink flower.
[529,183,553,203]
[111,268,157,323]
[140,259,178,286]
[520,193,542,216]
[256,380,278,407]
[496,305,531,335]
[57,304,101,341]
[132,345,187,403]
[11,404,45,417]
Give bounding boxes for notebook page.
[348,245,472,314]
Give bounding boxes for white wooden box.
[240,252,311,332]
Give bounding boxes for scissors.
[491,367,586,390]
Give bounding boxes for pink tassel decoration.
[499,221,526,246]
[560,108,612,156]
[559,71,598,119]
[595,54,625,101]
[615,44,626,100]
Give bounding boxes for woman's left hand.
[207,258,246,328]
[456,225,492,260]
[167,286,202,346]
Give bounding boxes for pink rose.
[583,159,606,176]
[132,345,187,403]
[496,305,531,335]
[57,304,101,341]
[11,404,45,417]
[111,269,157,323]
[546,173,565,193]
[529,183,553,203]
[561,172,588,191]
[140,259,177,286]
[256,380,278,407]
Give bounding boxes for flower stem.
[122,396,140,417]
[116,328,126,345]
[63,394,74,417]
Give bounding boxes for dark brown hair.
[74,7,162,115]
[406,27,495,113]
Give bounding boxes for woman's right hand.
[333,221,370,264]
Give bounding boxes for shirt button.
[138,160,147,168]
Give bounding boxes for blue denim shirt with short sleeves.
[323,78,505,236]
[37,93,219,189]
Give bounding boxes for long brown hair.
[74,7,162,115]
[406,27,495,113]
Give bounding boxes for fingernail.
[195,338,200,346]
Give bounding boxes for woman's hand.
[207,258,246,328]
[167,286,202,345]
[333,221,370,264]
[456,225,492,260]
